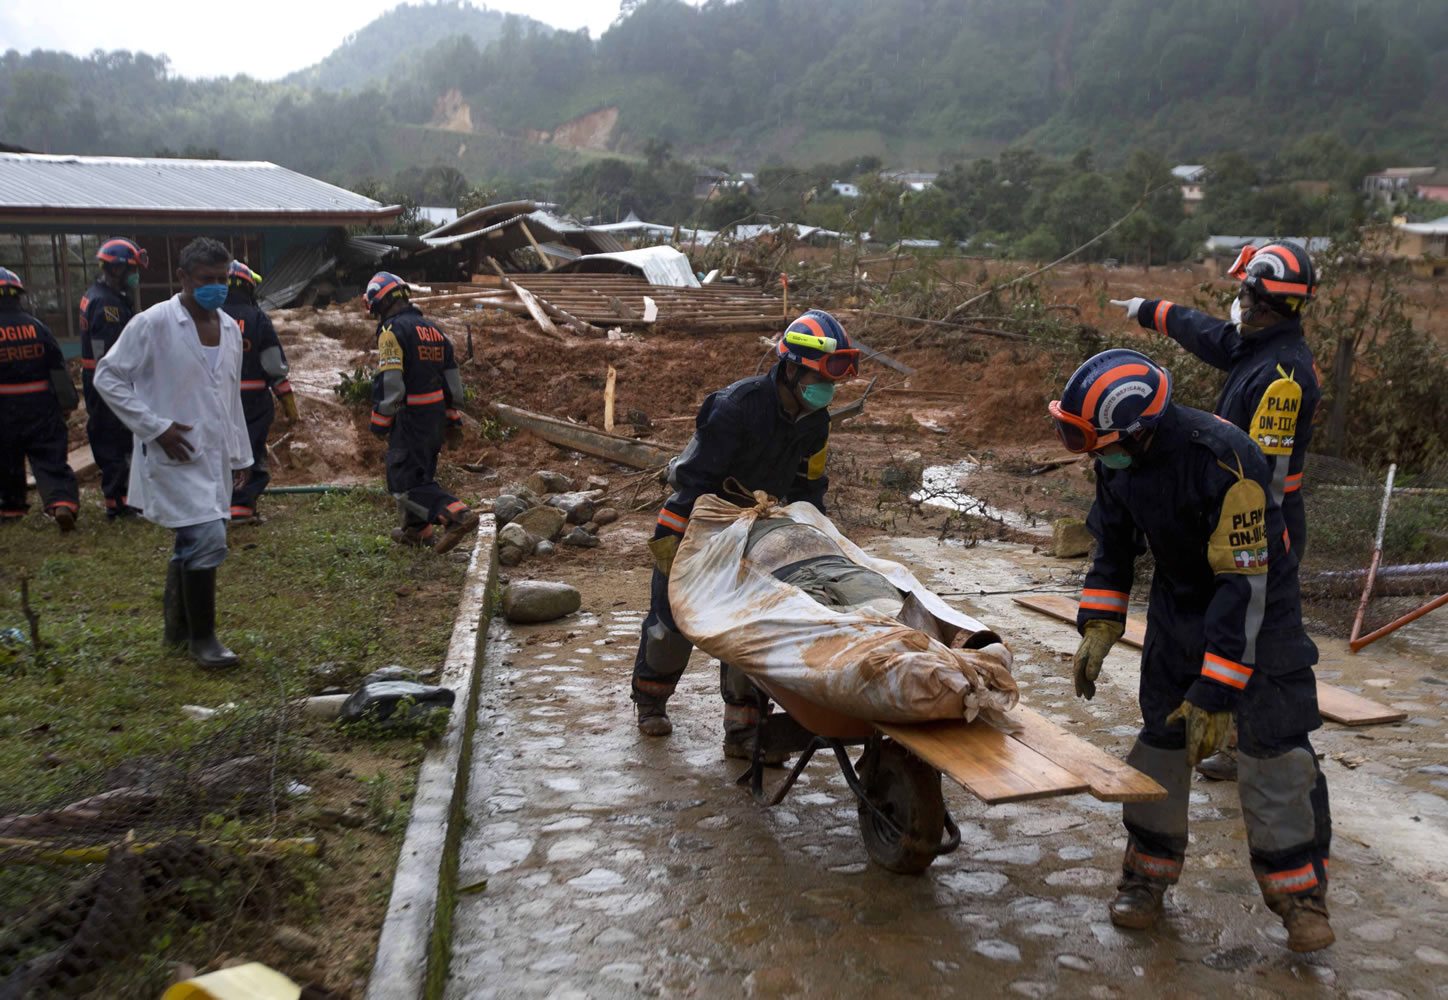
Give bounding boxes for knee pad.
[1239,747,1318,854]
[1123,739,1190,840]
[644,621,692,674]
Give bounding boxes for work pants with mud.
[230,391,273,518]
[83,379,132,513]
[631,566,767,738]
[0,401,79,520]
[1121,622,1331,912]
[384,404,469,534]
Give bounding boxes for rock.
[274,926,322,955]
[1051,517,1093,558]
[561,526,601,548]
[497,522,538,566]
[309,661,346,684]
[498,545,524,567]
[535,540,555,556]
[1202,945,1262,971]
[527,470,575,495]
[547,491,597,525]
[360,665,420,686]
[586,475,610,490]
[492,494,529,526]
[580,522,599,535]
[338,681,455,731]
[881,450,924,490]
[512,505,568,541]
[593,507,619,526]
[499,483,542,507]
[502,581,582,623]
[301,695,350,720]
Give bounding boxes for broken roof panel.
[555,246,701,287]
[0,153,400,224]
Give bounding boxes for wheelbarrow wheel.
[856,739,945,874]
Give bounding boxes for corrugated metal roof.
[0,153,400,219]
[556,247,700,288]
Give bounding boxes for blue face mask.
[799,381,835,411]
[1098,451,1132,470]
[192,282,228,311]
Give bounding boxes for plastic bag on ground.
[669,492,1019,725]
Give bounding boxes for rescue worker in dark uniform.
[222,261,298,523]
[80,237,146,518]
[364,272,478,554]
[1052,348,1333,953]
[632,309,859,761]
[1113,240,1321,781]
[0,267,80,531]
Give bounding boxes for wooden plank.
[1011,595,1407,727]
[492,403,672,470]
[1004,705,1165,802]
[603,365,616,432]
[1315,684,1407,726]
[876,719,1090,804]
[1014,593,1144,647]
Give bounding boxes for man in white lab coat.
[94,238,253,669]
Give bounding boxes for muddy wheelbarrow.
[734,632,1167,875]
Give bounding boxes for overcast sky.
[7,1,631,81]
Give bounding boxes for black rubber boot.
[181,567,239,669]
[163,560,186,649]
[636,700,673,737]
[1109,874,1168,929]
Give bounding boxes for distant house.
[1412,169,1448,203]
[1171,165,1208,213]
[830,182,860,198]
[880,170,938,192]
[1363,167,1437,201]
[1367,216,1448,274]
[1204,235,1334,272]
[418,205,459,228]
[692,168,754,201]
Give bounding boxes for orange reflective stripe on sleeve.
[1201,652,1253,690]
[657,508,688,533]
[1153,300,1174,334]
[239,379,267,390]
[1080,588,1129,613]
[370,412,394,428]
[1284,473,1303,493]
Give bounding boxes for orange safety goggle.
[1048,400,1120,454]
[783,330,861,379]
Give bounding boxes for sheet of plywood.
[1004,705,1165,802]
[876,719,1089,804]
[1012,595,1406,727]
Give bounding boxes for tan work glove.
[1166,700,1234,766]
[444,425,464,451]
[1073,619,1124,700]
[647,534,680,577]
[279,392,299,424]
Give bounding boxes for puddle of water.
[913,462,1049,535]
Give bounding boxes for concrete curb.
[365,515,498,1000]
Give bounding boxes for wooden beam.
[1004,705,1165,802]
[518,220,554,271]
[603,365,616,432]
[492,403,673,469]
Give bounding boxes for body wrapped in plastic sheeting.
[669,492,1019,725]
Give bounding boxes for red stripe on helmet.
[1081,363,1149,423]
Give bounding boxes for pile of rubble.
[492,469,620,566]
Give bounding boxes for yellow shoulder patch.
[376,327,404,372]
[1208,479,1269,575]
[1249,375,1301,456]
[806,443,828,480]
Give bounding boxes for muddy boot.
[52,506,76,533]
[181,568,239,670]
[433,511,480,554]
[163,561,186,649]
[1273,893,1335,952]
[637,700,672,737]
[391,526,428,548]
[1109,874,1168,930]
[1195,749,1238,781]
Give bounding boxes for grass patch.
[0,489,468,995]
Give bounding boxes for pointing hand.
[1110,297,1144,321]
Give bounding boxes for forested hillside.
[1,0,1443,188]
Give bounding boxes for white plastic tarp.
[669,493,1019,724]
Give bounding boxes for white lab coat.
[94,294,252,528]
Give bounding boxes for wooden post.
[19,234,32,289]
[518,221,554,271]
[781,273,788,319]
[604,365,617,432]
[58,234,74,339]
[1326,334,1354,456]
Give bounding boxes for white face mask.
[1230,297,1245,327]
